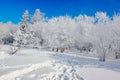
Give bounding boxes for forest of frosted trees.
[0,9,120,61]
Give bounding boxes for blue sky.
[0,0,120,23]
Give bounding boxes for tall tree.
[13,10,29,48]
[31,9,44,24]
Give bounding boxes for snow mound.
[39,62,84,80]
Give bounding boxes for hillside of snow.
[0,45,120,80]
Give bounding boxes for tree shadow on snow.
[51,53,120,72]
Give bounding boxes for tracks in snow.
[0,60,84,80]
[0,61,51,80]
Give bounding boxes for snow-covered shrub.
[0,22,17,44]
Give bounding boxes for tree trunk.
[11,47,20,55]
[61,48,64,53]
[56,48,59,52]
[52,48,54,51]
[99,53,106,62]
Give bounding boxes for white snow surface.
[0,45,120,80]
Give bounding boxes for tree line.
[0,9,120,61]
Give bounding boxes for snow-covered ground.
[0,45,120,80]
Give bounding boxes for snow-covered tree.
[93,12,111,61]
[74,15,94,53]
[45,16,76,52]
[27,25,44,48]
[29,9,46,48]
[31,9,44,24]
[13,10,30,48]
[109,14,120,59]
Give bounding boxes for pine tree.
[13,10,29,48]
[31,9,44,24]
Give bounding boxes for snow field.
[0,47,120,80]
